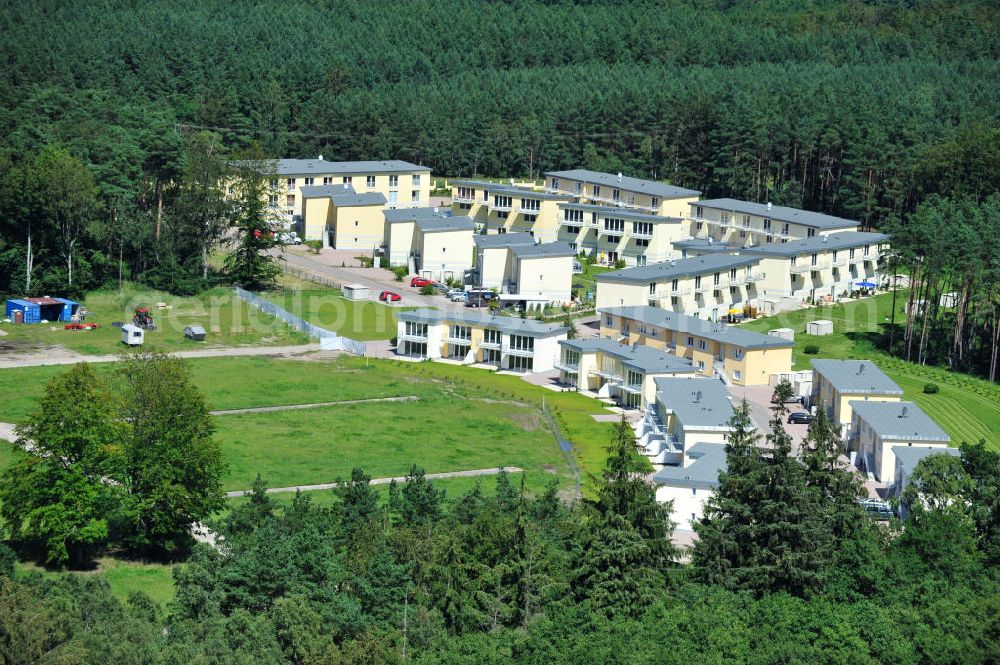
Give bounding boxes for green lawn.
[0,440,21,468]
[572,262,615,302]
[15,558,176,609]
[274,287,400,340]
[0,356,620,494]
[0,283,310,355]
[741,291,1000,451]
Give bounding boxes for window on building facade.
[389,175,399,188]
[286,195,295,206]
[807,228,816,237]
[483,328,501,345]
[412,174,421,187]
[388,191,398,205]
[734,370,742,380]
[449,325,471,341]
[497,211,509,219]
[636,255,647,266]
[565,208,583,223]
[651,197,659,209]
[695,206,704,219]
[782,223,789,235]
[633,221,653,236]
[412,190,420,203]
[287,178,296,189]
[509,335,535,352]
[366,175,376,188]
[304,177,314,186]
[521,198,540,212]
[763,218,771,231]
[635,238,649,247]
[612,188,621,202]
[604,218,625,233]
[550,178,559,190]
[524,214,537,222]
[268,195,278,207]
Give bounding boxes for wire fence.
[284,266,344,290]
[234,285,368,356]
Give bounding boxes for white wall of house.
[656,484,715,529]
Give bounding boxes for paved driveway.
[726,384,811,452]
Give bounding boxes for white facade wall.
[655,485,715,529]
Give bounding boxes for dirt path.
[226,466,524,498]
[0,343,322,369]
[210,395,418,416]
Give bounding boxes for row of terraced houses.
[254,158,959,531]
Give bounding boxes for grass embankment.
[274,287,400,340]
[741,291,1000,450]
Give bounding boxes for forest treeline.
[0,0,998,375]
[2,373,998,664]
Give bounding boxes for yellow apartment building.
[599,305,794,386]
[385,211,475,282]
[396,308,567,372]
[300,185,387,249]
[594,253,763,321]
[848,400,951,483]
[810,359,904,438]
[543,169,701,218]
[450,180,573,242]
[265,158,431,227]
[742,231,888,303]
[555,337,698,409]
[688,198,859,244]
[556,203,687,266]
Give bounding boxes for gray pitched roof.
[276,159,429,175]
[811,359,903,395]
[415,216,474,233]
[851,401,950,442]
[398,308,567,337]
[385,207,449,223]
[557,203,679,223]
[510,241,576,259]
[740,231,888,257]
[559,337,698,374]
[474,232,536,249]
[451,180,571,201]
[544,169,701,198]
[672,238,746,254]
[651,442,727,489]
[301,184,356,198]
[893,445,960,479]
[693,199,859,230]
[329,191,387,207]
[595,253,759,283]
[654,376,735,429]
[600,306,794,350]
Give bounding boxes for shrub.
[303,240,323,254]
[923,383,940,394]
[614,258,626,269]
[356,256,374,268]
[379,256,389,268]
[419,285,435,295]
[803,344,820,354]
[392,266,408,281]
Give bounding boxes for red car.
[410,277,434,288]
[64,323,99,331]
[379,290,402,302]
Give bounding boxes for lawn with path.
[273,287,401,340]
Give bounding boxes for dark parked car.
[787,411,814,425]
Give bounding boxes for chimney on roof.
[767,202,773,211]
[857,364,866,375]
[694,390,703,403]
[318,154,323,160]
[900,406,909,419]
[822,235,828,243]
[617,172,623,183]
[509,178,515,187]
[343,183,349,190]
[433,207,439,213]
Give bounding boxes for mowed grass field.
[741,291,1000,451]
[0,355,621,495]
[15,558,177,609]
[0,283,310,355]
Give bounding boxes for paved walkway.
[0,422,15,442]
[0,343,322,369]
[210,395,417,416]
[225,466,524,497]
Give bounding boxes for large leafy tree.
[113,351,225,554]
[0,364,124,566]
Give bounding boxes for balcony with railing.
[518,204,541,215]
[554,360,580,373]
[489,199,513,212]
[479,338,502,349]
[445,334,472,345]
[831,256,848,267]
[504,344,536,357]
[400,329,428,341]
[791,259,831,273]
[589,364,623,382]
[560,216,584,228]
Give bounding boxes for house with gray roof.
[811,359,903,437]
[396,308,567,373]
[652,442,727,527]
[470,236,575,306]
[385,209,475,281]
[634,375,736,466]
[594,254,762,320]
[690,198,860,242]
[544,169,701,203]
[450,180,573,243]
[556,336,697,409]
[893,446,962,517]
[555,201,689,267]
[849,400,951,483]
[597,305,794,386]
